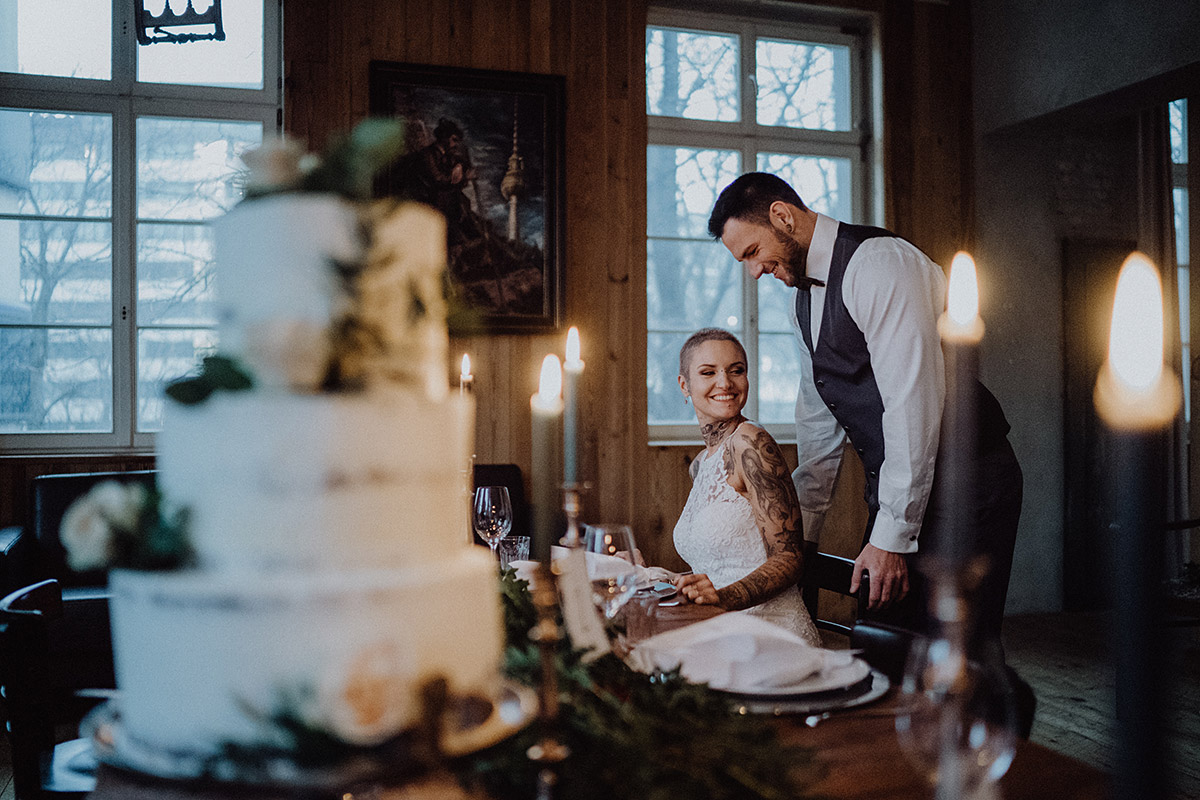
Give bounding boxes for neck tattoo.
[700,415,744,448]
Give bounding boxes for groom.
[706,172,1022,639]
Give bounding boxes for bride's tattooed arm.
[715,426,806,611]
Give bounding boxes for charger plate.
[723,669,891,716]
[83,681,536,791]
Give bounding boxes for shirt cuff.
[867,511,921,554]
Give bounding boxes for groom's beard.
[771,227,809,286]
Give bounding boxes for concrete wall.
[973,0,1200,134]
[971,0,1182,612]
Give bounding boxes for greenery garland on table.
[454,570,825,800]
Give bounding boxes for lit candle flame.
[460,353,471,379]
[1094,251,1181,429]
[938,251,984,343]
[537,354,563,406]
[565,327,583,368]
[948,252,979,327]
[1108,252,1163,392]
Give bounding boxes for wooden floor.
[1004,611,1200,799]
[0,614,1193,799]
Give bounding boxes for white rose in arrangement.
[60,481,139,571]
[316,642,416,746]
[241,137,311,195]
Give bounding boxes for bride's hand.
[677,573,719,605]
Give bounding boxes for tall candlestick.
[1094,252,1181,800]
[531,355,563,562]
[935,251,984,569]
[459,353,473,397]
[563,327,584,485]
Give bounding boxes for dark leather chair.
[801,550,868,639]
[0,471,157,599]
[0,579,113,799]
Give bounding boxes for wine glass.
[473,486,513,557]
[895,582,1017,799]
[582,524,640,619]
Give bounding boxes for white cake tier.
[213,194,358,370]
[157,390,473,571]
[109,549,503,755]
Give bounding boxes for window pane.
[3,0,111,80]
[0,109,113,217]
[137,1,264,89]
[137,118,262,221]
[137,222,217,325]
[137,328,217,431]
[1175,187,1189,268]
[1170,100,1187,165]
[646,27,739,122]
[759,277,795,334]
[757,152,853,220]
[648,331,696,425]
[647,238,741,331]
[0,218,112,325]
[756,38,851,131]
[0,327,111,433]
[758,332,800,424]
[647,146,741,238]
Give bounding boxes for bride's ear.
[677,373,689,399]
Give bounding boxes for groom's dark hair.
[707,172,808,239]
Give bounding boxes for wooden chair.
[0,579,113,799]
[800,550,867,639]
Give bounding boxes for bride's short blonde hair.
[679,328,747,377]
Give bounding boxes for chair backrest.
[0,579,113,798]
[801,551,868,637]
[31,471,157,588]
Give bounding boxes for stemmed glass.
[473,486,513,557]
[582,524,640,619]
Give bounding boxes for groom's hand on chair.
[851,544,909,610]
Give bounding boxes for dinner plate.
[635,581,678,600]
[717,650,871,697]
[727,669,891,716]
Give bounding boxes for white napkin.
[509,547,671,587]
[627,612,826,692]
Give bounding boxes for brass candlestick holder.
[524,482,589,799]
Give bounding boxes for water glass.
[497,535,530,569]
[583,524,640,619]
[473,486,513,556]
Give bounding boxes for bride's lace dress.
[673,428,820,645]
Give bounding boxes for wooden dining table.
[88,599,1111,800]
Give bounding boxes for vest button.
[869,470,877,478]
[828,402,837,411]
[815,379,825,387]
[856,447,864,455]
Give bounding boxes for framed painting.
[369,61,566,332]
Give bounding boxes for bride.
[672,328,820,645]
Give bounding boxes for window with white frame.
[0,0,280,452]
[645,5,876,442]
[1170,98,1190,420]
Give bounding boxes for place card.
[556,547,610,661]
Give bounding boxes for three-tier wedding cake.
[106,145,502,759]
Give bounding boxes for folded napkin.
[509,547,673,588]
[627,612,826,692]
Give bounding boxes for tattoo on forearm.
[717,552,803,610]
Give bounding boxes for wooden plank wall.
[0,1,973,579]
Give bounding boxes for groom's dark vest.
[796,223,1010,515]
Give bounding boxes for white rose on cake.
[60,481,147,571]
[242,318,333,391]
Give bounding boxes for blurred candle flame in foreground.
[565,327,582,368]
[948,252,980,327]
[460,353,471,379]
[1108,253,1163,392]
[1094,251,1181,429]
